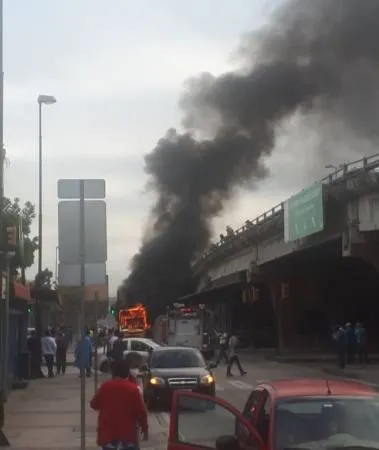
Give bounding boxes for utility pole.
[0,0,10,445]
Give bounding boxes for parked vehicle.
[166,378,379,449]
[141,346,216,410]
[98,337,161,373]
[155,303,217,359]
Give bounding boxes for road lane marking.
[158,412,170,426]
[228,380,254,390]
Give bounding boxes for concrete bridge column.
[260,265,325,352]
[267,280,285,353]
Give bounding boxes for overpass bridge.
[187,154,379,351]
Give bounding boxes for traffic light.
[27,305,32,314]
[6,225,17,247]
[110,306,116,316]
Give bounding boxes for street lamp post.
[37,94,56,279]
[35,95,56,372]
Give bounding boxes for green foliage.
[34,268,53,289]
[3,197,38,269]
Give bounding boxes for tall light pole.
[0,0,8,445]
[37,94,56,279]
[35,94,56,373]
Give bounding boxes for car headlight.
[149,376,165,386]
[200,375,214,384]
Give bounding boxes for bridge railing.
[195,153,379,265]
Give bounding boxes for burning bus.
[118,304,150,337]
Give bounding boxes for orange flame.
[119,304,149,332]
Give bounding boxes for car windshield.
[275,396,379,450]
[150,349,205,368]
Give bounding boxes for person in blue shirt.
[75,328,93,377]
[355,321,369,364]
[344,322,355,364]
[332,325,346,369]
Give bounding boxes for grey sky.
[5,0,365,295]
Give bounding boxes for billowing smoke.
[124,0,379,308]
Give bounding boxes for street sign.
[58,263,106,286]
[57,178,107,450]
[58,200,107,264]
[284,183,324,242]
[58,179,105,200]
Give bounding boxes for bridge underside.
[191,235,379,351]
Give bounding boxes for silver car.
[98,337,161,373]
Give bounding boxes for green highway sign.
[284,183,324,242]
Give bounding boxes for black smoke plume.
[124,0,379,308]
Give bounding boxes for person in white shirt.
[226,334,246,377]
[41,330,57,378]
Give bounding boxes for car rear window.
[150,349,205,368]
[274,397,379,449]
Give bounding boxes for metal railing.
[195,153,379,265]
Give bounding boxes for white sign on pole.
[58,263,106,286]
[58,201,107,264]
[58,179,105,200]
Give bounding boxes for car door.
[242,389,265,426]
[254,389,273,449]
[122,339,129,357]
[168,391,264,450]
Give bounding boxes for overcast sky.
[4,0,366,296]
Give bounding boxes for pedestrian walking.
[355,321,369,364]
[112,331,124,363]
[216,332,229,366]
[90,359,148,450]
[41,330,57,378]
[345,322,355,364]
[226,334,247,377]
[333,325,346,369]
[75,328,93,377]
[27,330,44,379]
[56,331,68,375]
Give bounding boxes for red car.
[166,378,379,450]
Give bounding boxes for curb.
[321,367,361,380]
[263,354,379,364]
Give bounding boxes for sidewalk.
[319,363,379,386]
[3,373,168,449]
[262,350,379,364]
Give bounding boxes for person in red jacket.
[90,359,148,450]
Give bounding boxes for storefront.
[7,282,31,386]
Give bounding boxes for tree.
[3,197,38,271]
[34,268,53,289]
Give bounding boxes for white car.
[98,337,161,373]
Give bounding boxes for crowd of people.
[27,326,72,378]
[27,325,148,449]
[333,321,369,368]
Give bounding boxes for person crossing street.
[226,334,246,377]
[216,332,229,366]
